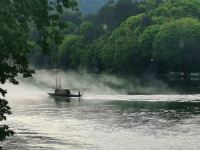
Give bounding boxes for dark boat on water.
[48,88,82,98]
[48,71,82,98]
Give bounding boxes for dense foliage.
[30,0,200,79]
[0,0,76,141]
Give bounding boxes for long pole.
[56,69,58,89]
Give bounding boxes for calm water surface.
[1,93,200,150]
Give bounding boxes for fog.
[2,69,177,102]
[32,70,175,95]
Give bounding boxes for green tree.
[153,18,200,78]
[83,36,107,73]
[139,24,161,71]
[80,21,95,41]
[0,0,76,141]
[152,0,200,23]
[59,34,84,69]
[61,22,77,35]
[100,14,147,74]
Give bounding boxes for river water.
[1,93,200,150]
[1,76,200,150]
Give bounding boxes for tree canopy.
[29,0,200,77]
[153,18,200,74]
[0,0,76,141]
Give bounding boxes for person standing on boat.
[78,91,81,96]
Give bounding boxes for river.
[1,93,200,150]
[1,72,200,150]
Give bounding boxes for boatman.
[78,91,81,96]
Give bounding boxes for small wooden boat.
[48,89,82,98]
[48,71,82,98]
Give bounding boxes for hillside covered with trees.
[29,0,200,80]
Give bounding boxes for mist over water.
[33,70,126,94]
[1,70,200,150]
[3,69,124,101]
[5,69,175,98]
[3,69,200,102]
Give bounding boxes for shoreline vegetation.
[29,0,200,94]
[30,0,200,82]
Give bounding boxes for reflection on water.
[1,95,200,150]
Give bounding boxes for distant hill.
[78,0,109,14]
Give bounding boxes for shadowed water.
[1,93,200,150]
